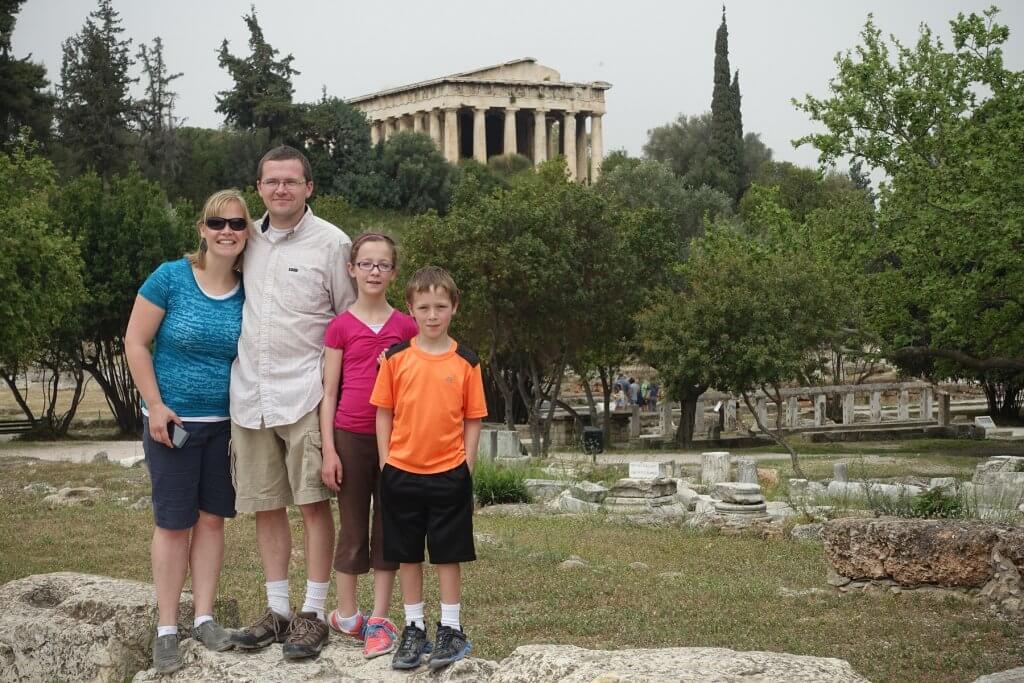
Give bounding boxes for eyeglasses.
[260,178,307,190]
[355,260,394,273]
[205,217,248,231]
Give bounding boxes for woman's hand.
[148,402,182,448]
[322,451,343,492]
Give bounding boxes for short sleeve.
[463,362,488,419]
[324,315,346,349]
[369,356,395,409]
[328,239,357,316]
[138,261,175,310]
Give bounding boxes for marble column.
[813,394,826,426]
[547,119,557,160]
[920,388,933,421]
[938,392,951,426]
[870,391,882,423]
[693,400,706,439]
[843,392,856,425]
[443,108,459,163]
[503,107,518,156]
[898,389,910,421]
[412,112,423,133]
[562,112,577,180]
[754,396,768,429]
[590,113,604,182]
[575,114,589,183]
[786,396,799,428]
[428,109,441,148]
[370,121,380,146]
[532,109,547,164]
[401,115,413,131]
[383,118,395,141]
[473,107,487,163]
[724,399,737,432]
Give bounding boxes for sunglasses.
[205,217,248,231]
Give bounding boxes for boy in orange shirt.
[370,266,486,671]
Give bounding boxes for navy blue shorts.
[143,418,236,530]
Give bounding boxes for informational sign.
[629,461,666,479]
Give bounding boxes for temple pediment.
[449,58,561,83]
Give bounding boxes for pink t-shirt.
[324,310,418,434]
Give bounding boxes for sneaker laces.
[398,626,421,651]
[435,626,454,651]
[286,615,316,641]
[247,609,280,636]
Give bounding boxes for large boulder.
[0,572,236,682]
[133,642,868,682]
[132,638,496,681]
[823,518,1024,593]
[487,644,869,682]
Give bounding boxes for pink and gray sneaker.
[362,617,399,659]
[327,609,368,641]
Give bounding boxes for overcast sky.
[13,0,1024,169]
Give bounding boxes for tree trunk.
[743,388,804,478]
[1,368,37,424]
[80,338,142,435]
[597,366,615,446]
[540,358,566,458]
[515,366,542,459]
[673,383,703,447]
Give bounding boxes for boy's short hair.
[405,266,460,307]
[257,145,313,182]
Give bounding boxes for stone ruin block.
[495,430,523,458]
[712,482,765,505]
[477,428,498,460]
[701,451,731,485]
[570,480,609,503]
[523,479,568,501]
[607,477,676,499]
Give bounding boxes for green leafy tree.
[0,139,85,434]
[401,160,645,456]
[637,227,843,471]
[55,169,191,433]
[293,93,384,206]
[0,0,54,145]
[216,6,298,143]
[378,131,456,214]
[794,7,1024,415]
[644,112,771,192]
[56,0,135,179]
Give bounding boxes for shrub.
[473,460,529,506]
[910,487,964,519]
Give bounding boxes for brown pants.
[332,429,398,574]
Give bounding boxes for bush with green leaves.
[473,460,530,506]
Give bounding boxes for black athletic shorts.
[379,461,476,565]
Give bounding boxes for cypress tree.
[0,0,54,145]
[708,6,741,201]
[731,69,746,192]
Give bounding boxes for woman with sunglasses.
[126,189,250,674]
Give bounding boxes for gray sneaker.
[192,620,234,652]
[152,633,183,674]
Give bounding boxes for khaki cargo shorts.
[230,409,332,513]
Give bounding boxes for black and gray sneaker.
[192,619,234,652]
[230,608,290,650]
[427,623,471,670]
[282,611,329,660]
[152,633,183,674]
[391,624,431,670]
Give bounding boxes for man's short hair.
[405,266,460,307]
[257,145,313,182]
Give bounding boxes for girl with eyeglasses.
[319,232,417,659]
[124,189,250,673]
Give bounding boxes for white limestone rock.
[545,490,601,514]
[42,486,102,508]
[488,644,870,683]
[523,479,568,502]
[569,480,609,503]
[712,482,765,504]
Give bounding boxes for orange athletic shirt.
[370,337,488,474]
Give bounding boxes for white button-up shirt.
[230,208,355,428]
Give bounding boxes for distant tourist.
[629,377,641,407]
[229,146,356,660]
[124,189,249,674]
[372,266,487,671]
[647,382,660,413]
[319,233,417,658]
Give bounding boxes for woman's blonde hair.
[188,189,251,270]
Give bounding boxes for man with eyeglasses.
[229,145,355,661]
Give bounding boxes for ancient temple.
[348,58,610,182]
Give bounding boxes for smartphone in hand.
[169,423,190,449]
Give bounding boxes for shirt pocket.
[282,265,325,313]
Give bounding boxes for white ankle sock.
[440,602,461,630]
[157,625,178,637]
[266,579,292,619]
[301,579,330,622]
[404,602,425,630]
[336,611,361,632]
[193,614,213,628]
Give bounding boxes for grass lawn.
[1,458,1023,682]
